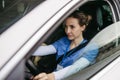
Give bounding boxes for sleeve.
[83,43,99,62]
[52,37,69,58]
[52,37,68,51]
[32,45,57,56]
[53,57,90,80]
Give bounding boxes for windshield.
[0,0,45,34]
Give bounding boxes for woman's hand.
[33,72,55,80]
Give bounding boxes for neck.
[70,36,84,49]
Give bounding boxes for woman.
[32,11,98,80]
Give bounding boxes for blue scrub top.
[52,37,98,68]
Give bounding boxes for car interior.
[25,0,115,79]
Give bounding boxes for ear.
[81,25,86,31]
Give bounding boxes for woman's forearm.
[32,45,57,56]
[53,57,90,80]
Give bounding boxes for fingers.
[33,73,48,80]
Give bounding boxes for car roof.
[0,0,74,69]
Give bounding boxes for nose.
[65,27,71,34]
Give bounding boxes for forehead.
[65,17,79,25]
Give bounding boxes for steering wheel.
[26,59,40,76]
[26,54,57,76]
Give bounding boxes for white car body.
[0,0,120,80]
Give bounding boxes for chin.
[68,37,74,40]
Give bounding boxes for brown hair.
[67,11,92,26]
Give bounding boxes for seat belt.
[57,41,89,64]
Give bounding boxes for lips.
[67,33,72,36]
[67,34,73,38]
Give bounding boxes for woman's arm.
[33,57,90,80]
[53,57,90,80]
[32,45,57,56]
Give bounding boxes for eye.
[70,25,75,29]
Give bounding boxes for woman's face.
[65,17,85,40]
